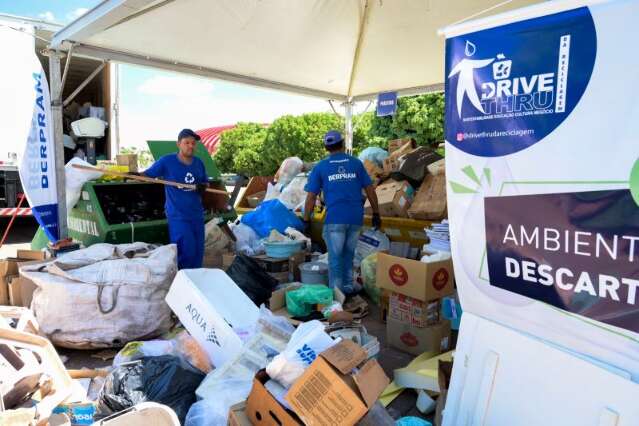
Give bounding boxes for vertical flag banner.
[443,0,639,379]
[20,68,59,241]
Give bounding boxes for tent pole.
[48,50,68,240]
[344,99,354,154]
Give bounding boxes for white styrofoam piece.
[443,313,639,426]
[165,269,259,369]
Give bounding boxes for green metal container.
[32,140,234,249]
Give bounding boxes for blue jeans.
[322,224,361,294]
[168,217,204,269]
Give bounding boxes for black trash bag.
[226,253,279,306]
[96,355,205,424]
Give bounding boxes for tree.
[260,112,344,174]
[370,93,444,147]
[215,123,267,174]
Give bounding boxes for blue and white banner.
[18,51,59,241]
[443,0,639,379]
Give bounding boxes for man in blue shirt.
[303,130,381,294]
[143,129,209,269]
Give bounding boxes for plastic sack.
[21,243,177,349]
[264,182,281,202]
[65,157,103,211]
[226,254,279,306]
[358,147,389,168]
[354,229,390,267]
[278,175,308,210]
[286,284,334,317]
[275,157,304,187]
[421,250,452,263]
[96,355,205,424]
[230,222,264,255]
[266,320,336,388]
[241,199,304,238]
[361,252,381,305]
[185,379,253,426]
[205,220,232,252]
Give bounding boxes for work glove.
[196,183,209,195]
[372,213,382,230]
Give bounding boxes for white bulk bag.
[21,243,177,349]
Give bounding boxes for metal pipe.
[344,100,354,154]
[49,51,68,240]
[60,43,74,94]
[62,60,106,107]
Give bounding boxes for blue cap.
[323,130,343,147]
[178,128,201,142]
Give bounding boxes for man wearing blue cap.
[143,129,209,269]
[303,130,381,295]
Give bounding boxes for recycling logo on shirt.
[338,166,346,174]
[184,172,195,184]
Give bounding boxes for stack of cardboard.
[377,252,455,356]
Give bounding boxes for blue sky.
[0,0,347,149]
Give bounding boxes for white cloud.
[137,75,215,97]
[37,11,56,22]
[67,8,89,21]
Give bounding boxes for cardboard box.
[377,252,454,302]
[387,318,451,356]
[389,292,441,328]
[388,138,415,154]
[427,158,445,176]
[392,181,415,217]
[393,147,443,186]
[8,275,38,308]
[364,160,383,185]
[0,251,47,306]
[165,269,260,368]
[228,402,253,426]
[247,370,302,426]
[286,340,390,426]
[115,154,138,173]
[222,253,236,270]
[365,180,411,217]
[388,140,415,160]
[237,176,275,210]
[407,174,447,220]
[382,156,400,174]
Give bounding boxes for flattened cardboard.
[408,174,447,220]
[352,359,390,408]
[388,138,414,154]
[377,253,454,302]
[247,371,301,426]
[320,339,367,374]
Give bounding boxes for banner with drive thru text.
[443,0,639,379]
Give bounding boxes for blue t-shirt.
[144,154,208,220]
[305,152,372,225]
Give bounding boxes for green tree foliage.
[370,93,444,147]
[213,93,444,176]
[215,122,268,174]
[119,146,154,169]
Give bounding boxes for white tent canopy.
[51,0,541,102]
